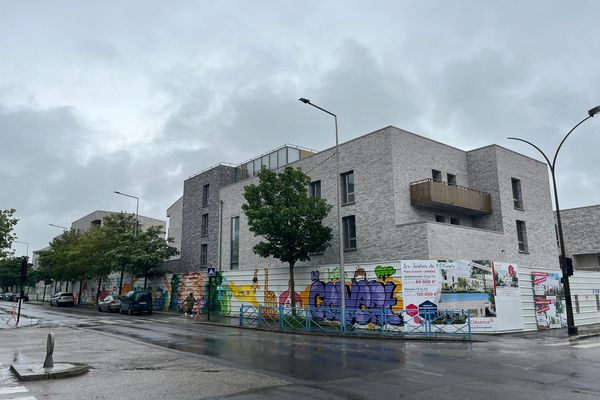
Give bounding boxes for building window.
[201,213,209,236]
[341,171,355,205]
[269,152,278,170]
[432,169,442,182]
[450,217,460,225]
[277,148,287,168]
[202,184,210,207]
[435,215,445,223]
[247,161,254,177]
[512,178,523,209]
[254,159,262,175]
[516,220,528,253]
[574,295,580,313]
[230,216,239,270]
[596,295,600,312]
[310,180,321,198]
[447,174,456,186]
[288,147,300,163]
[200,244,207,267]
[342,215,357,250]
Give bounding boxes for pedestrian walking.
[183,292,196,318]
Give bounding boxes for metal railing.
[239,305,471,338]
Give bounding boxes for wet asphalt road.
[4,302,600,399]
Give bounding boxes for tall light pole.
[299,97,347,331]
[113,190,140,295]
[508,105,600,336]
[113,191,139,235]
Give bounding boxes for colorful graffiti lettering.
[308,268,404,325]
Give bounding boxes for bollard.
[43,333,54,368]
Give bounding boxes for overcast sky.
[2,1,600,256]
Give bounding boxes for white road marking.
[404,368,443,377]
[0,386,27,394]
[5,397,36,400]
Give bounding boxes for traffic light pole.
[16,256,28,326]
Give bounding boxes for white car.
[50,292,75,307]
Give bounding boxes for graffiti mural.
[308,266,404,326]
[230,269,260,306]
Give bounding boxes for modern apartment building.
[71,210,166,234]
[557,205,600,271]
[169,126,559,273]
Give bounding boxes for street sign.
[418,300,438,321]
[208,266,216,276]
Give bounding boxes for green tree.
[37,229,86,292]
[0,257,21,291]
[242,166,333,311]
[0,209,18,260]
[129,226,179,289]
[102,213,138,294]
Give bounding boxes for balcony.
[410,179,492,215]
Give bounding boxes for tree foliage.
[242,166,333,310]
[0,209,18,260]
[35,212,178,295]
[0,257,21,290]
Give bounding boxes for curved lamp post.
[113,190,140,295]
[298,98,347,332]
[508,105,600,336]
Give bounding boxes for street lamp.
[113,191,139,235]
[508,105,600,336]
[48,223,68,232]
[299,97,347,331]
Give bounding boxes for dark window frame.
[341,171,355,205]
[230,216,240,270]
[201,213,209,237]
[450,217,460,225]
[447,173,457,186]
[512,178,524,210]
[200,244,208,267]
[202,184,210,207]
[432,169,442,182]
[435,215,446,223]
[310,180,321,198]
[516,220,528,253]
[342,215,357,250]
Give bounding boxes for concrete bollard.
[43,333,54,368]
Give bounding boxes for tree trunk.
[78,280,84,305]
[118,270,124,295]
[144,275,148,290]
[289,262,296,316]
[96,277,102,304]
[65,281,69,291]
[42,285,46,302]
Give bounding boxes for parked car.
[120,290,153,315]
[12,293,29,302]
[98,295,124,313]
[50,292,75,307]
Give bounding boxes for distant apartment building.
[557,205,600,271]
[71,210,166,234]
[169,126,559,273]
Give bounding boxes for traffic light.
[565,257,574,276]
[20,256,28,283]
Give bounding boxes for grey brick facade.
[558,205,600,270]
[214,126,559,271]
[179,165,236,272]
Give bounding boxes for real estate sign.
[531,271,567,330]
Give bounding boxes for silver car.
[97,295,124,313]
[50,292,75,307]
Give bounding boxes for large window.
[200,244,207,267]
[310,180,321,198]
[516,220,528,253]
[435,215,446,223]
[512,178,523,209]
[277,148,287,167]
[201,213,209,236]
[432,169,442,182]
[230,216,240,270]
[341,171,355,205]
[450,217,460,225]
[288,147,300,163]
[447,173,456,186]
[342,215,357,250]
[269,152,278,170]
[202,184,210,207]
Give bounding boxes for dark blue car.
[120,290,153,315]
